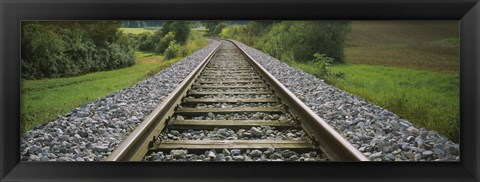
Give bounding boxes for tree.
[255,21,350,63]
[202,20,227,36]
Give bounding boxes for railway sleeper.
[175,107,285,115]
[197,80,264,84]
[166,119,298,129]
[192,85,269,89]
[182,98,278,103]
[149,140,316,152]
[189,91,273,95]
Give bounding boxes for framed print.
[1,0,479,181]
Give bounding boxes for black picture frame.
[1,0,478,181]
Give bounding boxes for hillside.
[345,21,459,73]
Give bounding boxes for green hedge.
[21,21,135,79]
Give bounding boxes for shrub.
[160,21,191,44]
[136,21,194,55]
[164,40,183,59]
[220,25,246,41]
[310,53,334,78]
[156,31,176,53]
[220,21,351,63]
[127,21,207,61]
[202,21,227,36]
[332,71,346,79]
[21,21,135,79]
[21,23,68,78]
[183,30,209,55]
[255,21,350,63]
[137,32,155,51]
[170,21,191,44]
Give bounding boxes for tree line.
[21,21,135,79]
[134,21,205,59]
[217,21,351,64]
[122,21,164,28]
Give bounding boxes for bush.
[164,40,183,59]
[138,21,192,54]
[170,21,191,44]
[310,53,334,78]
[332,71,346,79]
[156,31,176,53]
[183,30,209,55]
[137,32,155,51]
[21,21,135,79]
[129,21,208,61]
[220,21,277,46]
[220,21,351,63]
[202,21,227,36]
[160,21,191,44]
[256,21,350,63]
[220,25,243,40]
[21,23,68,79]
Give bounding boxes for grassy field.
[192,26,207,32]
[289,21,460,142]
[21,51,179,133]
[345,21,459,73]
[331,64,459,142]
[119,28,157,35]
[336,21,460,141]
[121,26,206,35]
[290,62,459,142]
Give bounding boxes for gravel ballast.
[144,148,328,161]
[159,126,308,140]
[174,112,295,122]
[20,40,221,161]
[21,39,460,162]
[233,40,460,161]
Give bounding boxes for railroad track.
[107,40,368,161]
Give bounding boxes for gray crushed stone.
[144,148,328,161]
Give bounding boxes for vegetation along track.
[107,40,368,161]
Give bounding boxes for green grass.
[291,62,459,142]
[21,51,179,133]
[345,21,459,74]
[119,28,156,35]
[192,26,207,32]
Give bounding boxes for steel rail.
[230,40,369,161]
[107,40,368,161]
[106,42,221,161]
